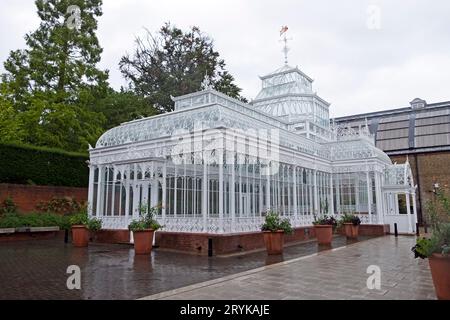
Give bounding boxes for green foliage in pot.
[261,211,293,234]
[313,214,337,227]
[338,213,361,227]
[412,188,450,258]
[68,210,102,231]
[87,217,102,232]
[69,212,88,226]
[128,204,163,232]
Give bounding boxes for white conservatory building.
[88,63,418,235]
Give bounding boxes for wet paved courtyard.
[0,235,378,299]
[143,236,436,300]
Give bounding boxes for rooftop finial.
[279,26,292,65]
[200,71,212,90]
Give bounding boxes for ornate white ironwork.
[89,58,417,235]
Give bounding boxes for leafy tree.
[0,0,108,151]
[2,0,109,106]
[18,94,105,151]
[120,23,246,113]
[0,86,25,144]
[94,88,157,130]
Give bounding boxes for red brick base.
[154,226,317,256]
[337,224,390,236]
[91,229,130,244]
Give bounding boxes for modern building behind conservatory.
[88,62,418,236]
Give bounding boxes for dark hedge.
[0,143,89,187]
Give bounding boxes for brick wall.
[155,229,316,256]
[390,151,450,224]
[155,224,387,255]
[0,183,88,213]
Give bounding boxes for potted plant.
[339,213,361,239]
[261,211,293,255]
[412,188,450,300]
[69,210,102,247]
[313,214,337,245]
[87,217,102,242]
[129,205,162,255]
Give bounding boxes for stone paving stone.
[1,235,369,299]
[142,236,436,300]
[0,235,436,300]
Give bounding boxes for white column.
[253,160,257,217]
[183,163,187,217]
[162,162,167,221]
[218,153,224,232]
[309,170,313,217]
[336,175,341,214]
[266,164,271,211]
[174,166,177,217]
[293,166,298,220]
[281,165,285,215]
[300,169,305,216]
[111,166,116,216]
[406,192,412,233]
[366,171,372,223]
[355,176,360,213]
[329,174,334,216]
[231,161,236,231]
[239,162,243,216]
[259,164,263,216]
[193,164,196,217]
[202,162,208,231]
[87,165,95,216]
[96,165,104,217]
[374,171,384,224]
[394,193,399,215]
[124,166,130,218]
[133,164,140,219]
[313,169,318,215]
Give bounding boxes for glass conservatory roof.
[384,162,414,188]
[251,64,329,118]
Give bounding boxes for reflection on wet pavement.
[0,235,376,299]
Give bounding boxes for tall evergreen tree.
[120,23,246,113]
[2,0,108,106]
[1,0,108,151]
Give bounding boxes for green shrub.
[36,197,83,214]
[0,143,88,187]
[0,197,17,214]
[0,213,21,228]
[0,212,66,229]
[412,188,450,258]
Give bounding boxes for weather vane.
[279,26,292,65]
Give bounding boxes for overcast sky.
[1,0,450,117]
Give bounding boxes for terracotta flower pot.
[343,223,359,239]
[263,231,285,255]
[133,229,155,255]
[71,225,89,247]
[428,253,450,300]
[314,225,333,245]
